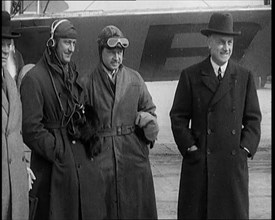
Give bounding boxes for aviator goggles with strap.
[106,37,129,48]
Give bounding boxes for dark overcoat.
[82,64,158,219]
[170,56,261,219]
[2,67,29,220]
[20,49,106,220]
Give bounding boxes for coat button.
[231,150,236,155]
[8,158,12,164]
[72,140,76,144]
[207,149,211,155]
[231,129,236,135]
[77,164,81,169]
[117,127,122,135]
[207,129,212,135]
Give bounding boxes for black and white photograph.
[2,0,271,219]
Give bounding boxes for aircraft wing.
[9,3,271,87]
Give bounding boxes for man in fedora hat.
[170,12,261,219]
[2,10,32,220]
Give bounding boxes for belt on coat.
[98,125,135,137]
[44,121,66,129]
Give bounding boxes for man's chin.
[111,64,120,70]
[217,57,229,65]
[63,58,71,64]
[220,54,230,61]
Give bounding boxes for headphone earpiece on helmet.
[46,19,68,47]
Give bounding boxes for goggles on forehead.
[106,37,129,48]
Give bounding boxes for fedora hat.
[201,12,241,36]
[2,10,20,39]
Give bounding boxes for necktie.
[218,67,222,82]
[108,72,116,93]
[111,70,116,81]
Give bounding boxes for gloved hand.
[27,167,36,191]
[135,111,159,142]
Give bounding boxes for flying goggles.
[107,37,129,48]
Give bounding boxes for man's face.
[2,38,12,67]
[208,34,234,66]
[102,47,123,71]
[56,38,76,64]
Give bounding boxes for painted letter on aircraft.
[9,2,271,87]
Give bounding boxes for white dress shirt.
[210,57,228,78]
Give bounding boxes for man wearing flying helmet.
[20,19,105,220]
[82,25,159,219]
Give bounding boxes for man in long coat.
[82,25,159,219]
[170,12,261,219]
[2,10,29,220]
[20,19,106,220]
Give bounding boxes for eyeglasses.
[107,37,129,48]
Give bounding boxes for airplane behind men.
[4,0,271,88]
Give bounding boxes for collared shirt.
[210,57,228,78]
[102,64,118,84]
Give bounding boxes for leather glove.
[135,111,159,142]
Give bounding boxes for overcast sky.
[64,1,267,12]
[3,0,268,16]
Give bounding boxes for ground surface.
[24,82,271,219]
[147,82,271,219]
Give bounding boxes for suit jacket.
[170,56,261,219]
[2,67,29,220]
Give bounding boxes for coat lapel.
[98,65,115,98]
[114,66,124,104]
[2,89,9,115]
[209,61,236,107]
[2,68,11,115]
[201,58,219,93]
[3,68,19,130]
[2,68,21,130]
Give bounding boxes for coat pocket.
[132,132,149,159]
[184,148,202,164]
[29,194,38,220]
[52,129,66,163]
